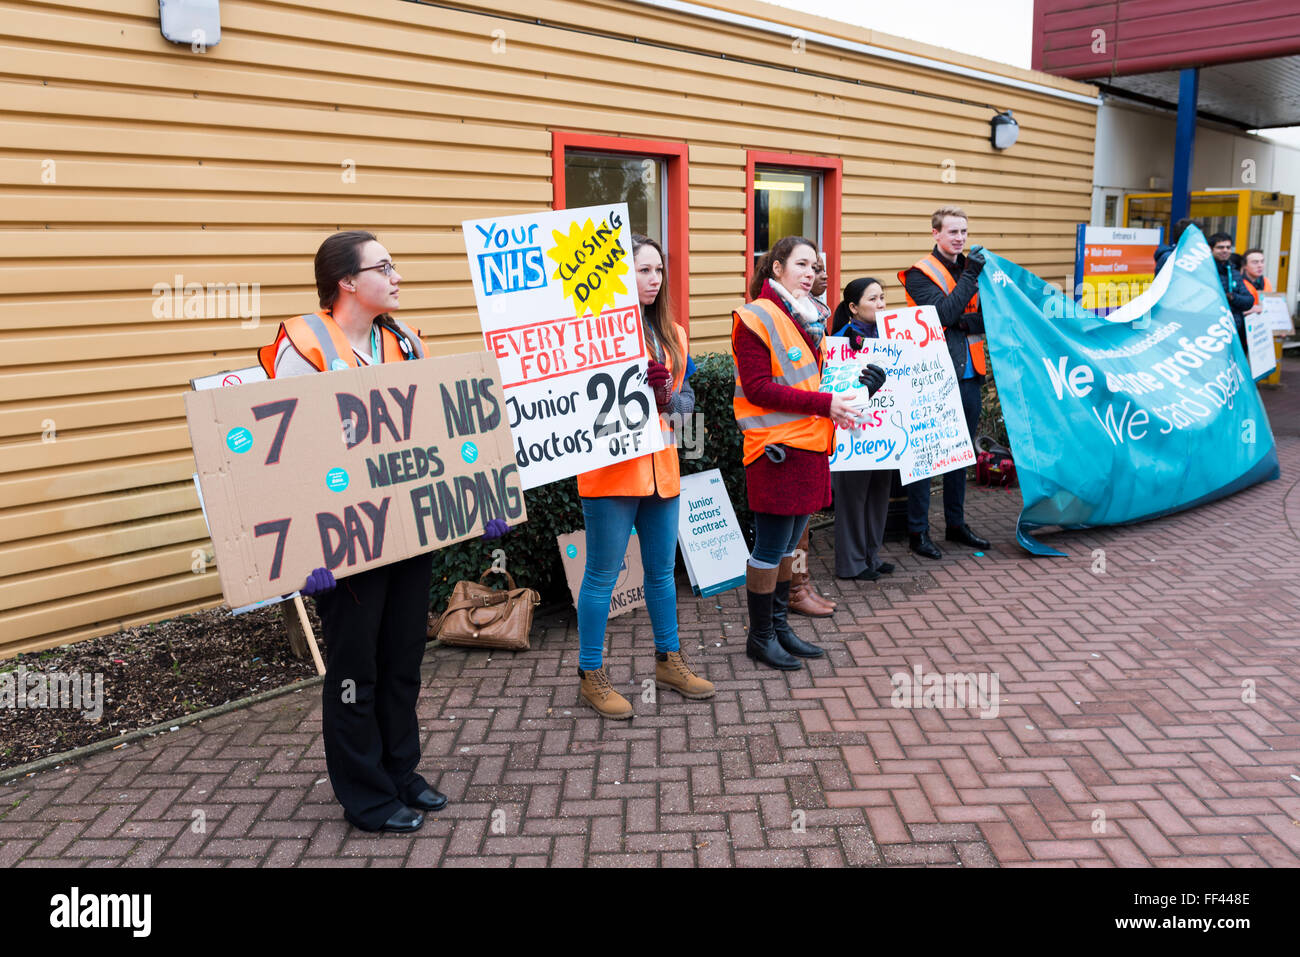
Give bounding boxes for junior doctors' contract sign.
[462,204,663,489]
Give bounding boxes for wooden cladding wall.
[0,0,1096,655]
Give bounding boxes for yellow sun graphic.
[546,216,629,317]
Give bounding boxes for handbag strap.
[480,567,518,591]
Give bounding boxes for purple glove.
[482,519,509,541]
[302,567,336,596]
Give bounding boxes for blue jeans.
[578,495,680,670]
[907,376,982,533]
[749,512,811,569]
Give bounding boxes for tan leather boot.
[578,667,633,719]
[792,528,835,616]
[655,650,715,699]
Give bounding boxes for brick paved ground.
[3,365,1299,868]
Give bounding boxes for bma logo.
[479,247,546,296]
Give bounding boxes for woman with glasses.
[258,230,508,833]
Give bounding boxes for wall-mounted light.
[160,0,221,52]
[990,110,1019,150]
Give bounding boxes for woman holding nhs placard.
[572,234,714,719]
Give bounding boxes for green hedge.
[427,352,751,612]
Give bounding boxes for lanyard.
[369,324,382,364]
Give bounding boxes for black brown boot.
[745,563,801,671]
[773,557,825,658]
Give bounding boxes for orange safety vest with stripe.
[258,310,425,376]
[577,323,690,499]
[1243,274,1274,307]
[898,253,988,376]
[731,298,834,467]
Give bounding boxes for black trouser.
[315,553,434,828]
[907,375,982,533]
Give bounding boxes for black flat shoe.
[406,787,449,812]
[838,566,880,581]
[945,525,990,549]
[346,806,424,833]
[909,533,943,560]
[875,562,895,574]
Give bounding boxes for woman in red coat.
[731,236,883,670]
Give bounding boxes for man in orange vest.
[1241,247,1274,303]
[897,205,990,559]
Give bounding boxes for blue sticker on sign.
[325,468,349,492]
[565,544,578,559]
[787,347,802,362]
[461,442,479,464]
[330,358,349,371]
[226,427,253,454]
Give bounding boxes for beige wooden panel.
[0,482,198,544]
[0,595,224,660]
[0,542,212,612]
[0,513,209,578]
[0,573,223,645]
[0,392,183,439]
[0,452,196,509]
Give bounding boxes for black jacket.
[901,245,984,377]
[1215,259,1256,335]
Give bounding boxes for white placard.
[1245,311,1277,381]
[677,470,747,597]
[1259,294,1294,335]
[462,204,663,489]
[876,306,977,483]
[821,336,917,472]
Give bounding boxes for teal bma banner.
[976,225,1280,556]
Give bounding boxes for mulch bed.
[0,601,323,773]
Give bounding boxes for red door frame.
[552,132,690,335]
[745,151,843,312]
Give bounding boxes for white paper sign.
[677,470,748,597]
[462,204,663,489]
[821,336,916,472]
[1259,294,1294,335]
[1245,311,1277,381]
[877,306,977,484]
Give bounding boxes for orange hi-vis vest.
[258,309,425,377]
[731,298,834,467]
[577,323,689,499]
[1244,273,1274,307]
[898,253,988,376]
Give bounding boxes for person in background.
[1154,217,1193,273]
[897,206,990,560]
[1207,232,1259,340]
[787,254,839,618]
[830,277,896,582]
[732,236,883,670]
[1241,247,1274,301]
[572,234,711,719]
[259,230,509,833]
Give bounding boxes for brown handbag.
[429,568,539,651]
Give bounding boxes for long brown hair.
[315,230,377,309]
[750,235,818,300]
[632,233,685,375]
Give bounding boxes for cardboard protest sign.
[184,352,525,608]
[821,336,916,472]
[556,530,646,619]
[1259,294,1294,335]
[461,204,663,490]
[677,470,748,596]
[877,306,976,483]
[1245,311,1277,381]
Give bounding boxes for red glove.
[647,360,673,412]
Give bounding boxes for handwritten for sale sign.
[821,337,916,472]
[462,204,664,489]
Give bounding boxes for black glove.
[964,247,986,274]
[858,363,886,397]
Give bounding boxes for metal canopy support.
[1171,68,1199,225]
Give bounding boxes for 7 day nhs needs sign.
[462,204,663,490]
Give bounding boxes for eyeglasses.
[356,261,397,277]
